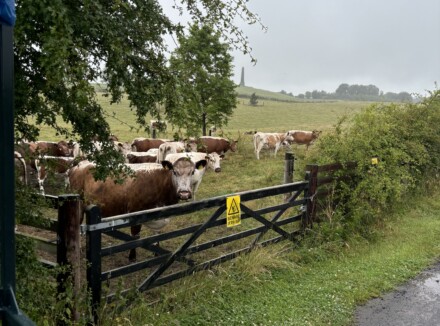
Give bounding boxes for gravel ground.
[355,261,440,326]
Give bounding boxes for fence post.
[304,164,319,229]
[57,194,81,324]
[284,152,294,183]
[86,205,102,324]
[284,152,295,201]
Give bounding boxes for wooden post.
[57,194,81,324]
[304,165,319,229]
[86,205,102,324]
[284,152,294,183]
[284,152,294,201]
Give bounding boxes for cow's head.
[57,140,73,157]
[312,130,322,139]
[229,140,238,152]
[282,132,295,146]
[206,152,223,173]
[162,157,207,200]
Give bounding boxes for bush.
[306,90,440,238]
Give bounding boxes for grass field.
[36,91,369,142]
[28,93,440,326]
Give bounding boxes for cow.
[125,162,163,172]
[35,156,76,194]
[156,141,197,163]
[288,130,322,150]
[197,136,238,155]
[126,151,158,163]
[165,152,223,173]
[253,132,294,160]
[163,153,210,200]
[14,151,28,185]
[28,140,72,157]
[71,140,131,159]
[67,157,207,261]
[130,138,171,152]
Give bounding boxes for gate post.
[304,164,319,229]
[284,152,294,183]
[284,152,294,201]
[57,194,81,324]
[85,205,102,324]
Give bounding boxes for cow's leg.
[35,159,46,195]
[129,224,142,262]
[256,143,263,160]
[274,143,280,157]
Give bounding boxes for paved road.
[355,262,440,326]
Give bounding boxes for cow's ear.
[195,159,207,169]
[219,154,225,159]
[161,161,173,170]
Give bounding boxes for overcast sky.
[230,0,440,96]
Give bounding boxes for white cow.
[165,152,223,173]
[157,140,199,163]
[125,163,163,172]
[163,153,210,200]
[253,132,294,160]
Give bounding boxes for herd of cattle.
[14,130,320,260]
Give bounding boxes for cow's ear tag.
[164,165,169,170]
[198,165,204,170]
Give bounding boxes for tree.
[167,23,237,136]
[14,0,263,178]
[249,92,259,106]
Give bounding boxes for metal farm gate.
[84,179,309,318]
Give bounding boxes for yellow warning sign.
[226,195,241,227]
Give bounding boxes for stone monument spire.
[239,67,245,86]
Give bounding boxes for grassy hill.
[235,85,300,102]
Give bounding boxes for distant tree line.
[294,83,413,102]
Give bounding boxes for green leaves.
[308,90,440,237]
[168,23,237,137]
[14,0,260,177]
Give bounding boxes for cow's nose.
[179,191,192,200]
[215,168,221,173]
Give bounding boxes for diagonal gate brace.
[251,189,304,247]
[137,205,226,292]
[241,204,294,243]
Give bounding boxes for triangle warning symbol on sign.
[228,198,239,215]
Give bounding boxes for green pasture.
[36,93,369,142]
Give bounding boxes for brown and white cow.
[164,152,222,199]
[253,132,294,160]
[72,140,131,159]
[288,130,322,150]
[125,162,163,172]
[14,151,28,185]
[28,140,72,157]
[130,138,171,152]
[197,136,238,155]
[35,156,76,194]
[166,152,223,173]
[156,141,197,163]
[67,157,207,261]
[126,151,158,163]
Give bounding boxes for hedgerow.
[306,90,440,239]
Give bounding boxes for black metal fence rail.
[85,181,309,311]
